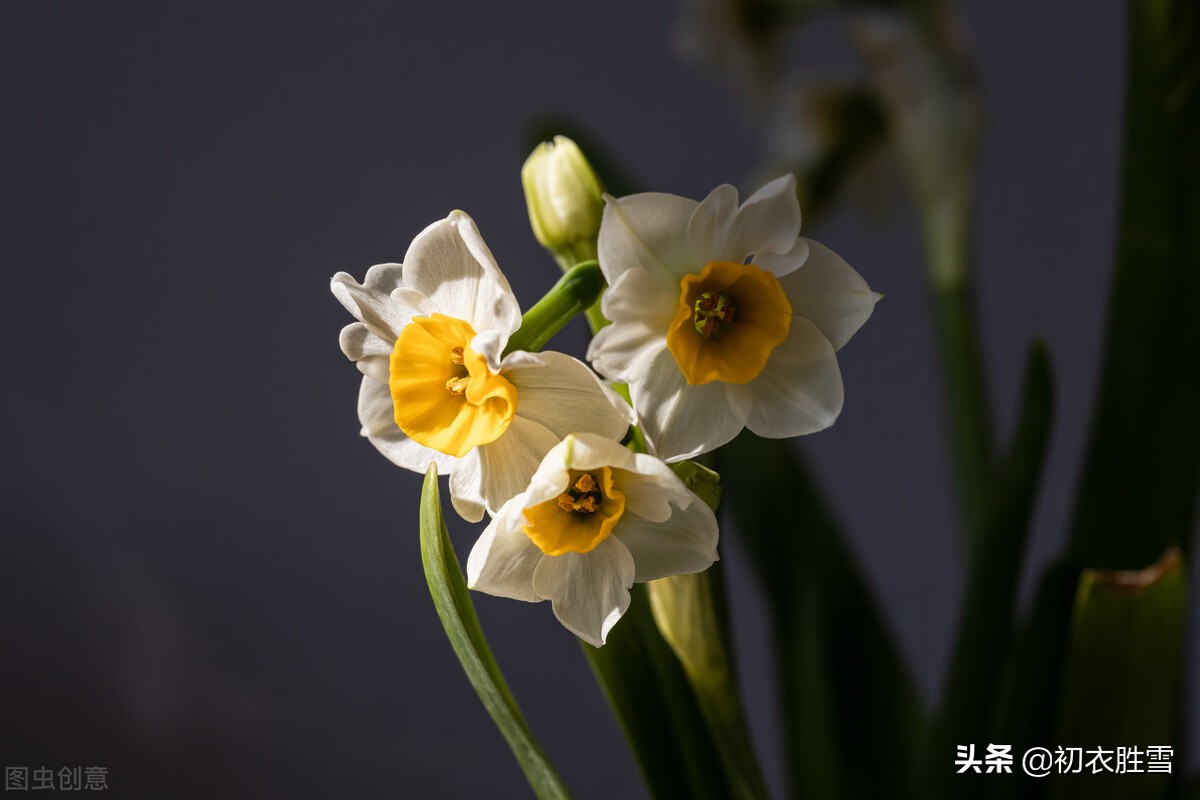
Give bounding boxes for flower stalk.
[851,7,994,553]
[503,260,606,356]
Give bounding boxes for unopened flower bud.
[521,136,604,269]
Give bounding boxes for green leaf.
[1067,0,1200,569]
[988,559,1080,800]
[993,9,1200,795]
[649,464,771,800]
[418,465,571,800]
[582,585,733,800]
[928,341,1054,797]
[719,433,925,798]
[1050,548,1187,800]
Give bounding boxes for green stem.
[650,463,771,800]
[502,260,605,356]
[553,252,610,332]
[930,272,994,555]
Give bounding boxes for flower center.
[522,468,626,556]
[666,261,792,385]
[388,314,517,458]
[693,292,737,339]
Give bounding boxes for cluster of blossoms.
[331,141,878,646]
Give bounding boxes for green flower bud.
[521,136,604,269]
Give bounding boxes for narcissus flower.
[467,433,719,647]
[331,212,632,522]
[587,175,879,461]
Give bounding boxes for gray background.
[1,1,1193,797]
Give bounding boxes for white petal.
[470,330,506,373]
[686,183,741,263]
[726,317,844,438]
[390,287,437,318]
[356,378,457,474]
[598,192,699,286]
[632,347,748,462]
[402,211,521,342]
[731,174,803,261]
[615,504,719,583]
[476,415,561,514]
[330,268,421,343]
[754,234,811,278]
[617,452,695,523]
[501,351,634,441]
[557,432,640,472]
[449,449,487,523]
[339,322,393,360]
[520,449,574,509]
[466,499,542,602]
[532,537,635,647]
[339,322,392,383]
[587,320,667,385]
[355,356,389,384]
[598,266,679,327]
[362,262,406,293]
[517,432,636,511]
[777,238,880,350]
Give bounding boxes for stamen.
[446,347,469,395]
[556,472,602,514]
[693,291,737,339]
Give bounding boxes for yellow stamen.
[665,261,792,385]
[524,468,626,556]
[388,314,517,458]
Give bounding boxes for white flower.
[587,175,879,462]
[467,433,719,647]
[331,211,633,522]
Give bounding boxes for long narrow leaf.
[1067,0,1200,570]
[1050,549,1187,800]
[929,341,1054,797]
[720,433,925,798]
[650,462,771,800]
[582,586,732,800]
[999,7,1200,790]
[990,559,1080,800]
[418,465,571,800]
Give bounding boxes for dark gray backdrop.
[2,1,1194,797]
